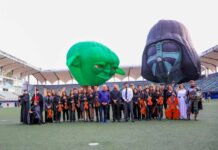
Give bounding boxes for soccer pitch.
[0,101,218,150]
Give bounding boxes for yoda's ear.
[66,53,81,67]
[116,67,125,75]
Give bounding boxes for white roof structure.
[29,66,142,84]
[199,45,218,72]
[0,45,217,84]
[0,49,40,78]
[32,70,73,84]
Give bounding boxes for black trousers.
[69,110,76,122]
[56,111,61,122]
[75,105,81,120]
[120,102,125,119]
[63,109,69,122]
[44,110,48,122]
[99,105,108,122]
[133,102,141,120]
[147,105,152,120]
[157,105,163,120]
[53,110,56,121]
[107,105,110,120]
[30,114,41,125]
[163,101,167,109]
[95,107,99,122]
[112,102,121,121]
[40,106,43,123]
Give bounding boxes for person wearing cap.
[122,82,134,122]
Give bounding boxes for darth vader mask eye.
[162,41,180,52]
[147,45,156,57]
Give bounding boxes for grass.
[0,101,218,150]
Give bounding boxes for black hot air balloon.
[141,20,201,84]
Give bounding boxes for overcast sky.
[0,0,217,70]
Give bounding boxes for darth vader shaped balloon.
[141,20,201,84]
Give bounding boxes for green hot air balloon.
[66,41,125,86]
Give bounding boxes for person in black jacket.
[53,91,61,122]
[20,90,30,124]
[68,90,76,122]
[73,88,80,121]
[44,90,53,123]
[160,84,168,109]
[87,87,94,122]
[137,85,146,120]
[110,84,122,122]
[93,86,100,122]
[143,87,149,120]
[132,88,139,120]
[61,91,69,122]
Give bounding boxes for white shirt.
[177,89,187,99]
[122,88,133,102]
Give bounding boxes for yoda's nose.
[104,69,110,74]
[156,61,167,74]
[104,66,111,74]
[157,57,162,62]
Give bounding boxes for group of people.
[19,80,203,125]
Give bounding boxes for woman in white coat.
[177,84,188,119]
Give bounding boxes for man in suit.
[110,84,122,122]
[122,82,134,122]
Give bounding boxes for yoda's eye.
[111,67,117,71]
[95,64,104,69]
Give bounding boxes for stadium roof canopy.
[1,45,217,84]
[0,49,40,78]
[199,45,218,72]
[29,66,141,84]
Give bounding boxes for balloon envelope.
[66,41,125,86]
[141,20,201,84]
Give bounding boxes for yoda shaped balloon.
[66,41,125,86]
[141,20,201,84]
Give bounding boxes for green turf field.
[0,101,218,150]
